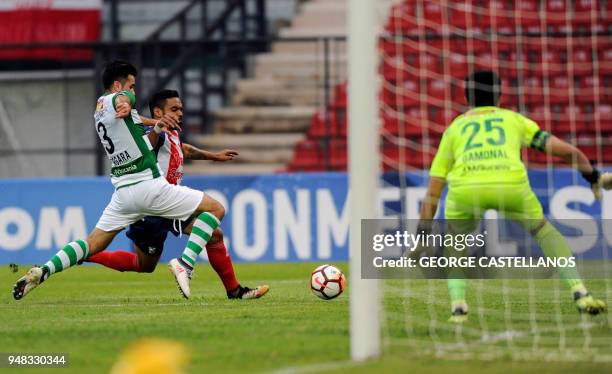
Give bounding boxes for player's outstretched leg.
[13,240,89,300]
[533,220,606,315]
[13,228,119,300]
[205,229,269,300]
[169,195,224,298]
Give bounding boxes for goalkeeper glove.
[581,167,602,201]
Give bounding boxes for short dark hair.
[102,60,138,90]
[464,71,502,107]
[149,89,180,117]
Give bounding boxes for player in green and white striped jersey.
[12,61,226,300]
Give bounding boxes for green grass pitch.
[1,262,611,373]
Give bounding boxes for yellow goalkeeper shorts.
[445,182,544,226]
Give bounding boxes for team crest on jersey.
[96,99,104,112]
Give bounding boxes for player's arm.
[181,143,238,161]
[543,136,594,177]
[113,92,133,118]
[138,114,181,146]
[542,135,602,199]
[418,129,454,223]
[521,112,602,199]
[419,177,447,221]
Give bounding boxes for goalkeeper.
[419,70,607,323]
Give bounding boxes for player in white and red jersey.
[88,89,269,300]
[13,61,232,301]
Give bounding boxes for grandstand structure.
[290,0,612,172]
[0,0,609,177]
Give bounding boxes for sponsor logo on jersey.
[113,164,138,177]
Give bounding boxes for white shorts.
[96,178,204,232]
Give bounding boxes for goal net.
[350,0,612,363]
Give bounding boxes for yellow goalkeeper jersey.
[429,106,549,187]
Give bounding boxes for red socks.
[206,241,239,291]
[88,242,239,292]
[88,250,141,272]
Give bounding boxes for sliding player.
[12,61,225,300]
[88,89,269,300]
[419,71,607,323]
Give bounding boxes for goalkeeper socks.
[41,240,89,281]
[534,222,584,291]
[88,250,141,272]
[180,212,220,268]
[447,278,466,306]
[206,241,239,292]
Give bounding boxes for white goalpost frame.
[347,0,381,361]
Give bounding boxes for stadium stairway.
[185,0,348,175]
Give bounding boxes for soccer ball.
[310,264,346,300]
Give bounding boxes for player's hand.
[115,101,131,118]
[214,149,239,161]
[157,113,181,134]
[581,167,602,201]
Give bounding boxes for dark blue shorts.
[125,216,192,256]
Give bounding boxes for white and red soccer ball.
[310,264,346,300]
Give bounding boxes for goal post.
[347,0,381,361]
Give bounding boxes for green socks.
[534,222,584,290]
[180,212,220,268]
[42,240,89,280]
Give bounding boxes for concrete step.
[254,64,345,82]
[233,89,323,106]
[272,40,347,54]
[254,53,347,67]
[279,27,346,38]
[252,53,347,81]
[292,10,346,29]
[302,0,346,13]
[192,133,304,149]
[212,106,315,133]
[183,162,285,175]
[233,79,326,106]
[191,133,303,164]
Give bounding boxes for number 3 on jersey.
[97,122,115,154]
[462,118,506,152]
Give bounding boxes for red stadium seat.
[556,105,588,133]
[381,79,420,107]
[516,0,541,28]
[451,36,490,55]
[329,139,347,170]
[288,140,322,172]
[448,0,476,29]
[523,76,544,104]
[543,0,569,26]
[333,83,347,109]
[479,0,514,30]
[600,47,612,74]
[427,78,448,101]
[308,110,346,139]
[575,75,600,104]
[422,2,445,29]
[569,48,593,76]
[382,107,426,136]
[379,38,420,57]
[385,3,418,33]
[573,0,601,25]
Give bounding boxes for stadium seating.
[288,0,612,172]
